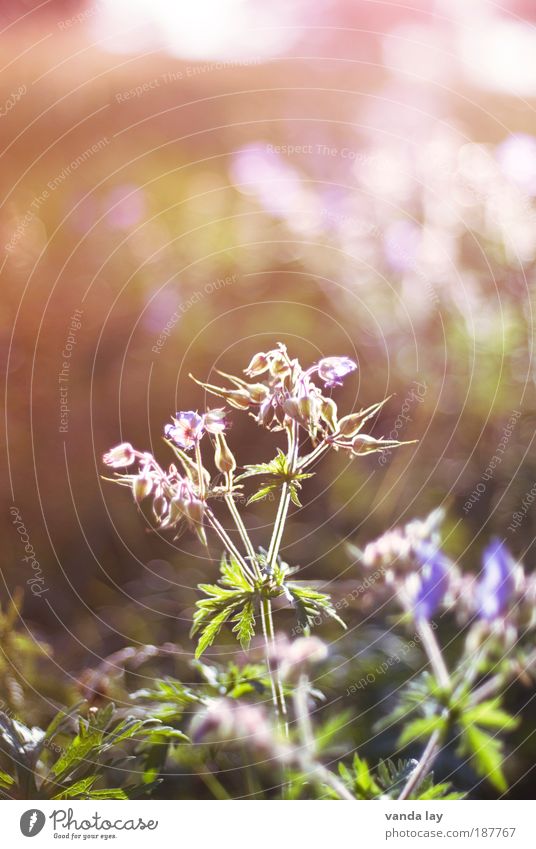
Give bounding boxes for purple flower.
[316,356,357,387]
[164,411,204,450]
[413,543,450,620]
[477,538,515,621]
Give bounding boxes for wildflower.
[203,408,227,434]
[103,443,136,468]
[477,538,515,620]
[316,356,357,387]
[412,543,450,620]
[164,411,204,450]
[271,634,328,682]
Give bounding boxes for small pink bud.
[103,443,135,468]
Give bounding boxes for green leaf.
[232,600,256,649]
[52,730,103,779]
[195,604,241,658]
[458,725,507,792]
[0,769,14,788]
[464,699,519,732]
[398,716,444,747]
[87,788,128,800]
[53,776,98,799]
[247,484,277,505]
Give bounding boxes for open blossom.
[477,538,515,620]
[316,356,357,387]
[164,411,204,450]
[103,442,136,468]
[412,543,450,620]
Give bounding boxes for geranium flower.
[413,543,450,620]
[477,538,515,620]
[316,356,357,387]
[164,411,204,450]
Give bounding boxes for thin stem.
[398,728,443,800]
[195,441,205,500]
[415,618,450,690]
[297,438,331,471]
[205,508,256,584]
[224,492,261,580]
[262,597,288,735]
[260,597,279,713]
[266,424,298,570]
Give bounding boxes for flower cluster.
[103,345,410,550]
[358,511,536,637]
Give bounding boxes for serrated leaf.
[398,716,444,747]
[458,725,507,792]
[195,604,241,658]
[232,600,256,649]
[247,484,277,505]
[464,699,519,732]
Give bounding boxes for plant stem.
[195,441,205,500]
[224,492,261,580]
[415,618,450,690]
[204,508,256,584]
[399,728,443,800]
[266,424,298,570]
[261,597,288,735]
[297,438,330,471]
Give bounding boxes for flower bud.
[184,497,205,528]
[203,408,227,434]
[220,389,252,410]
[269,354,291,379]
[103,443,135,468]
[132,472,153,502]
[338,412,366,437]
[214,432,236,475]
[320,397,338,431]
[244,352,270,377]
[152,495,168,520]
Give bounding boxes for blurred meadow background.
[2,0,536,797]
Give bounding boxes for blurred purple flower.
[477,538,515,620]
[230,144,303,217]
[316,356,357,387]
[413,543,450,620]
[164,411,204,450]
[383,219,421,273]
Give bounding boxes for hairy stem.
[204,508,256,584]
[266,424,298,570]
[398,728,443,800]
[225,492,261,580]
[261,597,288,734]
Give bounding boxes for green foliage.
[191,552,344,657]
[336,754,463,800]
[456,699,519,792]
[286,583,346,632]
[236,448,314,506]
[0,702,187,800]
